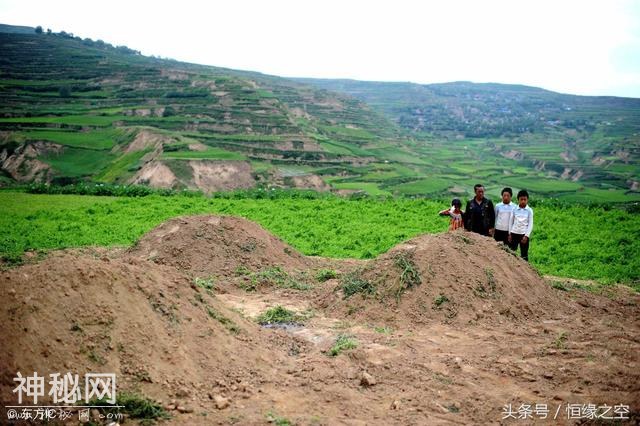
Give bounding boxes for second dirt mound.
[317,231,574,326]
[127,215,308,276]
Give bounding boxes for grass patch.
[373,325,393,334]
[162,146,245,160]
[315,268,338,282]
[245,266,311,291]
[551,281,570,291]
[82,391,170,421]
[341,270,375,298]
[194,276,215,292]
[484,267,496,291]
[554,331,568,349]
[207,307,240,334]
[329,334,358,356]
[389,251,422,301]
[256,305,309,325]
[20,128,127,150]
[265,410,292,426]
[433,294,449,308]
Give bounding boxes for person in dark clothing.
[464,184,495,236]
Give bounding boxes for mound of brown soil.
[1,216,638,424]
[316,231,577,326]
[0,249,299,412]
[127,215,308,277]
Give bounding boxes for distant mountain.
[293,78,640,138]
[1,24,638,201]
[0,23,35,34]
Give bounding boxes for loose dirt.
[1,215,638,425]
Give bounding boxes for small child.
[494,187,516,244]
[439,198,464,231]
[508,189,534,261]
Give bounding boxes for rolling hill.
[1,23,639,201]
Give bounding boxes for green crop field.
[1,191,638,289]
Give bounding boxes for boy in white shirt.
[494,187,516,244]
[508,190,534,261]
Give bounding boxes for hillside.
[295,78,640,201]
[0,26,411,195]
[1,24,639,200]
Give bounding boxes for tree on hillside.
[34,26,43,34]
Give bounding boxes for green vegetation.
[315,268,338,282]
[265,410,293,426]
[554,331,569,349]
[329,334,358,356]
[393,251,421,297]
[1,191,638,289]
[206,307,240,334]
[18,128,128,150]
[194,276,215,292]
[161,146,245,160]
[434,294,450,308]
[243,266,311,291]
[83,392,170,422]
[256,305,309,325]
[341,271,376,298]
[1,28,638,202]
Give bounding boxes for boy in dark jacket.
[464,184,495,237]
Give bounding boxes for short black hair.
[473,184,484,191]
[501,187,513,196]
[517,189,529,199]
[452,198,462,207]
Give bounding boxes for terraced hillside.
[296,79,640,201]
[0,27,414,194]
[1,23,639,200]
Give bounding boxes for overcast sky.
[1,0,639,97]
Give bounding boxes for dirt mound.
[1,218,638,424]
[317,231,576,326]
[127,215,308,277]
[0,249,301,414]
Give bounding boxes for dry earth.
[1,216,638,425]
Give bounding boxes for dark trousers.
[508,233,529,261]
[494,229,509,244]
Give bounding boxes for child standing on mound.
[439,198,464,231]
[494,187,516,244]
[508,190,534,261]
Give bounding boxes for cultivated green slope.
[1,23,638,201]
[295,78,640,201]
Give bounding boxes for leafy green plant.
[554,331,568,349]
[329,334,358,356]
[194,276,215,292]
[433,294,449,308]
[256,305,309,325]
[315,268,338,282]
[341,271,375,298]
[265,410,292,426]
